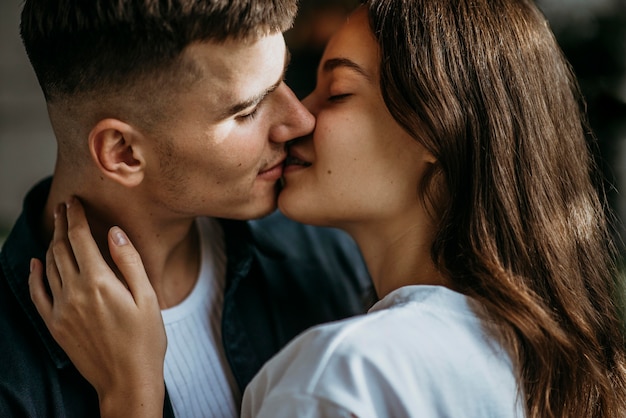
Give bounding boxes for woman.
[30,0,626,417]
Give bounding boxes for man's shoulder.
[247,212,373,299]
[248,211,360,261]
[247,211,374,318]
[0,255,93,417]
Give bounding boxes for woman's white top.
[242,285,524,418]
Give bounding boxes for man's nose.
[270,83,315,144]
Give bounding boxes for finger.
[50,202,79,283]
[65,197,107,274]
[29,258,54,321]
[108,226,155,305]
[45,243,63,295]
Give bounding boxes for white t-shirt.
[161,217,240,418]
[242,285,524,418]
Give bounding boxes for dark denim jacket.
[0,178,372,417]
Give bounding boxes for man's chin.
[248,205,278,220]
[236,195,279,221]
[221,182,280,221]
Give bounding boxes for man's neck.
[130,219,201,309]
[43,176,202,309]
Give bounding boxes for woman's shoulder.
[259,285,496,382]
[244,286,522,418]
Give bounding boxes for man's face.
[141,33,314,221]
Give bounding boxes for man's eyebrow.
[222,48,292,118]
[321,57,371,81]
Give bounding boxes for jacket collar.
[1,177,71,369]
[1,178,267,370]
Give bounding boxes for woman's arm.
[28,198,166,418]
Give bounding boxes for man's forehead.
[180,35,289,118]
[219,48,291,118]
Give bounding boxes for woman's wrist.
[98,377,165,418]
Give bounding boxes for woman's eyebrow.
[321,57,372,81]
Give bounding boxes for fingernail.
[30,258,35,273]
[111,227,128,246]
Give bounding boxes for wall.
[0,1,56,243]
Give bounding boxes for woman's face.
[278,7,434,231]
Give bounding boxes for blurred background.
[1,0,625,255]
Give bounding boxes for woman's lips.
[283,154,312,174]
[284,155,311,167]
[284,146,312,168]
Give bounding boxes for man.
[0,1,371,417]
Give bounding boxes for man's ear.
[88,119,146,187]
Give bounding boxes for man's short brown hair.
[20,0,298,102]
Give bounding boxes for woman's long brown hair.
[365,0,626,416]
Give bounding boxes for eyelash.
[237,106,260,122]
[328,93,352,102]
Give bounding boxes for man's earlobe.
[89,119,145,187]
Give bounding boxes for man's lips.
[260,158,285,173]
[257,158,286,180]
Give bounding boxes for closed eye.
[328,93,352,102]
[236,106,260,122]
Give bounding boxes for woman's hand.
[29,198,166,418]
